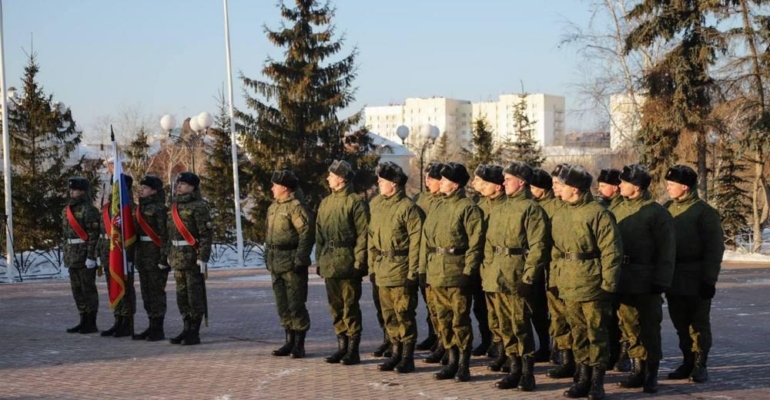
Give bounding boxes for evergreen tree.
[236,0,377,241]
[712,144,750,250]
[124,127,151,182]
[0,53,88,251]
[469,116,494,168]
[509,94,545,167]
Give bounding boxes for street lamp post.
[162,113,213,174]
[396,124,439,192]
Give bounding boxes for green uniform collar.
[276,191,298,204]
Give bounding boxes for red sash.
[102,202,112,236]
[172,203,199,250]
[66,205,89,241]
[136,204,162,247]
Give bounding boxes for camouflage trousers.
[565,299,612,366]
[546,290,572,350]
[485,292,503,343]
[137,264,169,318]
[429,286,473,352]
[618,293,664,362]
[271,269,310,332]
[666,294,713,355]
[496,292,535,358]
[68,266,99,314]
[324,278,362,337]
[174,269,206,320]
[379,285,418,344]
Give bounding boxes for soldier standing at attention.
[421,162,484,382]
[369,162,423,373]
[614,165,675,394]
[265,170,314,359]
[63,177,101,334]
[165,172,213,346]
[468,165,495,359]
[552,165,622,400]
[597,169,623,211]
[132,175,170,342]
[664,165,724,383]
[317,160,369,366]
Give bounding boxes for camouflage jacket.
[413,190,442,216]
[316,184,369,279]
[135,191,168,265]
[535,189,563,221]
[62,195,100,268]
[164,190,213,270]
[265,191,314,275]
[368,190,424,286]
[598,194,624,214]
[479,192,506,291]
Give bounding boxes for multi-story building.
[609,93,644,150]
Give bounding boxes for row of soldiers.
[62,171,213,346]
[264,159,723,400]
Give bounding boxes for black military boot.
[170,317,190,345]
[182,316,202,345]
[290,330,306,359]
[618,358,645,388]
[472,331,492,357]
[416,323,437,351]
[101,315,121,337]
[324,335,348,364]
[496,355,522,389]
[689,352,709,383]
[372,330,391,357]
[613,341,631,372]
[643,359,660,393]
[424,341,445,364]
[667,352,694,379]
[433,346,459,380]
[66,313,84,333]
[563,363,592,398]
[455,347,472,382]
[272,329,296,356]
[518,356,536,391]
[146,317,165,342]
[547,349,576,379]
[487,342,507,372]
[550,342,560,365]
[587,364,607,400]
[79,312,99,334]
[378,342,402,371]
[396,341,416,373]
[113,315,133,338]
[341,335,361,365]
[132,318,152,340]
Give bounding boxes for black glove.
[293,261,309,273]
[315,265,322,277]
[369,273,376,284]
[405,276,418,288]
[356,268,368,278]
[458,273,471,288]
[699,282,716,299]
[516,281,533,298]
[650,284,667,295]
[600,289,615,300]
[419,273,427,288]
[548,285,560,298]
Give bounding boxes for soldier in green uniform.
[490,162,550,392]
[132,175,170,342]
[369,162,423,373]
[552,166,622,400]
[421,162,484,382]
[63,177,101,334]
[664,165,724,383]
[413,162,445,363]
[468,166,494,358]
[317,160,369,366]
[266,170,314,359]
[165,172,213,346]
[614,165,675,393]
[597,169,623,211]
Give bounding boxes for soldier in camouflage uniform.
[99,174,137,338]
[132,175,170,342]
[421,162,484,382]
[490,162,550,392]
[597,169,623,211]
[552,166,622,400]
[413,162,445,362]
[317,160,369,366]
[62,177,101,334]
[664,165,724,383]
[467,166,494,358]
[369,162,423,373]
[266,170,314,359]
[613,165,675,394]
[164,172,213,346]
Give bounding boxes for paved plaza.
[2,263,770,399]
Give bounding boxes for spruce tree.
[510,94,545,168]
[470,116,494,168]
[712,144,750,250]
[124,127,151,182]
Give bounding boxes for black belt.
[492,246,527,256]
[563,251,600,261]
[428,246,467,255]
[372,248,409,257]
[266,243,297,251]
[327,239,356,249]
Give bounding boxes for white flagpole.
[111,130,129,278]
[0,0,15,283]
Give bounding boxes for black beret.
[530,168,553,190]
[271,170,298,190]
[619,164,652,190]
[425,162,445,180]
[504,161,534,184]
[377,162,408,186]
[598,169,621,186]
[328,159,354,180]
[140,175,164,191]
[475,164,504,185]
[68,177,90,191]
[558,165,593,192]
[665,165,697,188]
[176,172,200,189]
[440,162,470,186]
[551,163,570,177]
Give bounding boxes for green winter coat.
[613,191,675,294]
[414,190,442,216]
[265,191,314,275]
[483,188,550,294]
[664,190,724,295]
[368,190,424,286]
[599,194,624,213]
[316,183,369,279]
[420,188,484,286]
[479,193,506,291]
[164,190,213,270]
[551,192,622,302]
[62,194,100,268]
[536,189,564,221]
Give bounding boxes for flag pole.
[0,0,16,283]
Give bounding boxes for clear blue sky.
[2,0,595,143]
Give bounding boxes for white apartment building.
[609,93,644,150]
